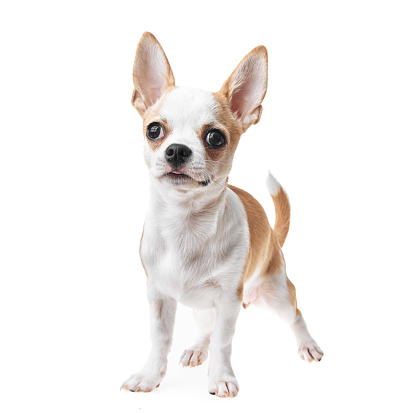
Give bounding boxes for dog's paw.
[120,370,164,392]
[208,376,239,398]
[180,347,208,367]
[298,340,324,362]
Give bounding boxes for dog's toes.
[180,348,208,367]
[121,371,162,392]
[208,379,239,398]
[298,341,324,363]
[309,346,324,361]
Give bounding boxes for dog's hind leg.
[180,308,215,367]
[246,266,324,363]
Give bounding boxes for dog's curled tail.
[266,171,291,248]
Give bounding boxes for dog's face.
[132,33,268,191]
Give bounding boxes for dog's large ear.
[219,46,268,132]
[132,32,175,117]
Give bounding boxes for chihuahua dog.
[121,32,323,398]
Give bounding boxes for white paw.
[180,347,208,367]
[208,376,239,398]
[120,370,165,392]
[298,340,324,362]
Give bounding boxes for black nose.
[165,144,192,168]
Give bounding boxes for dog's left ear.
[132,32,175,117]
[219,46,268,132]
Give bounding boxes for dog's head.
[132,32,268,191]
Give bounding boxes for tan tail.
[266,172,291,247]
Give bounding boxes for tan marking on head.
[212,92,243,151]
[196,122,229,162]
[184,93,242,181]
[141,85,176,151]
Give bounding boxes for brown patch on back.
[228,185,283,300]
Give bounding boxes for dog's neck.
[147,176,228,244]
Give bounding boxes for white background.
[1,1,415,412]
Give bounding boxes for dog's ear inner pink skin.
[132,32,175,117]
[218,46,268,132]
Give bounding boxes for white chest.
[147,246,223,308]
[140,188,249,308]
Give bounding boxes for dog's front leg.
[121,284,177,392]
[208,295,241,398]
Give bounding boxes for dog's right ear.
[131,32,175,117]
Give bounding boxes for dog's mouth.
[164,171,210,187]
[166,171,190,179]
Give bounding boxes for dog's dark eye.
[204,129,226,148]
[146,122,164,140]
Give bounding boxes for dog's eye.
[146,122,164,140]
[204,129,226,148]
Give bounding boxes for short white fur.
[122,32,323,398]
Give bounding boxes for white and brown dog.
[121,32,323,398]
